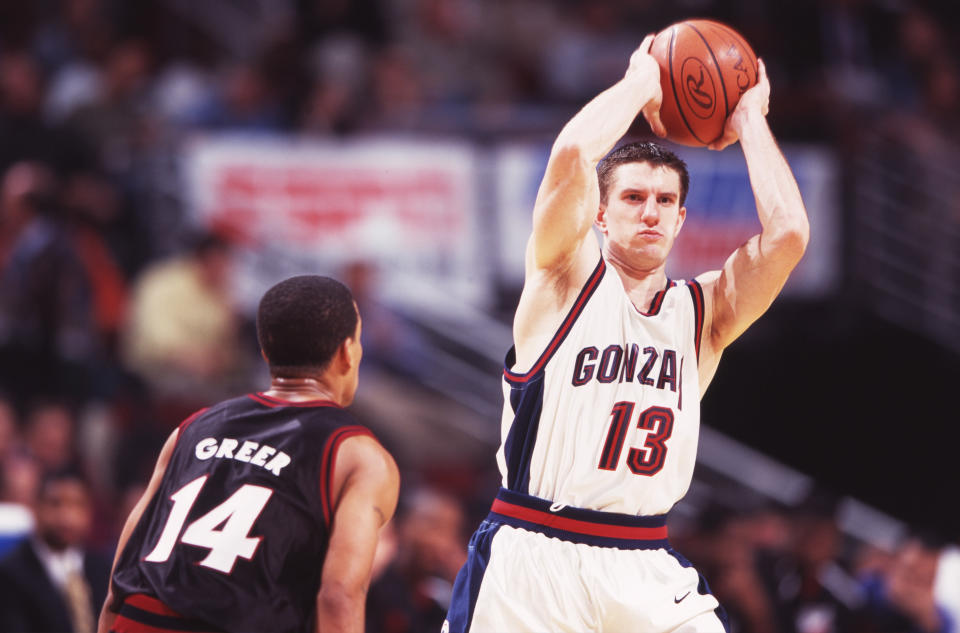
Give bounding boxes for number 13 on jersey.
[598,402,674,476]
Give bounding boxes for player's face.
[596,162,686,270]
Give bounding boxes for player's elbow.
[547,142,590,178]
[316,581,365,628]
[770,213,809,266]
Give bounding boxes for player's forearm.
[315,582,365,633]
[738,110,809,258]
[554,72,658,165]
[96,597,117,633]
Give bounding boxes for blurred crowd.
[0,0,958,632]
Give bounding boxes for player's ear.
[675,206,686,236]
[335,338,353,372]
[336,334,361,373]
[595,205,608,233]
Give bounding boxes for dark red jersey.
[111,393,374,633]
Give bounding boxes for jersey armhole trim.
[504,257,606,384]
[174,408,209,446]
[687,279,705,362]
[319,426,376,528]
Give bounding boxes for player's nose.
[640,198,659,224]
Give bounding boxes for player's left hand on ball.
[708,58,770,151]
[629,34,667,138]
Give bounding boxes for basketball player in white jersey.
[444,34,809,633]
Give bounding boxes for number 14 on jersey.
[144,476,273,574]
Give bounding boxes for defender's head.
[596,141,689,270]
[257,275,362,402]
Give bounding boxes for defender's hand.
[709,58,770,151]
[628,34,667,138]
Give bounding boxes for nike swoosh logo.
[674,591,691,604]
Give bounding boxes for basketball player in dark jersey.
[97,276,400,633]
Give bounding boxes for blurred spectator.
[32,0,115,74]
[24,400,80,474]
[859,535,954,633]
[61,171,128,354]
[679,506,780,633]
[366,486,466,633]
[0,469,110,633]
[63,39,154,178]
[756,493,866,633]
[194,61,284,131]
[0,396,34,556]
[121,232,244,407]
[0,161,99,401]
[299,34,368,134]
[0,51,88,176]
[342,260,428,376]
[365,45,426,131]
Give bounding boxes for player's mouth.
[637,229,662,241]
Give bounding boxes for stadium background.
[0,0,958,631]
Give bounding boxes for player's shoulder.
[334,431,398,487]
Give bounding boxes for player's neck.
[264,376,341,404]
[603,249,669,304]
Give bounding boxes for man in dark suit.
[0,468,110,633]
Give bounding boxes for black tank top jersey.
[111,393,375,633]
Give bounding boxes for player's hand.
[708,58,770,151]
[628,34,667,138]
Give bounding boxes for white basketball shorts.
[444,488,728,633]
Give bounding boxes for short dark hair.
[597,141,690,206]
[256,275,358,376]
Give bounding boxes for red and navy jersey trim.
[173,408,209,448]
[248,392,341,408]
[487,488,669,550]
[687,280,706,362]
[637,279,677,316]
[504,258,606,384]
[112,594,222,632]
[319,425,376,527]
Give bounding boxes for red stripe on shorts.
[491,498,668,540]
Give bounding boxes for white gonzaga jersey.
[497,257,706,516]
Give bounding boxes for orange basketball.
[650,20,758,146]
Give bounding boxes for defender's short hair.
[257,275,358,375]
[597,141,690,206]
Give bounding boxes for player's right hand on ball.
[709,58,770,151]
[628,34,667,138]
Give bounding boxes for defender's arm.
[315,435,399,633]
[698,61,810,379]
[97,428,179,633]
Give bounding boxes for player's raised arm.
[527,34,666,279]
[315,435,399,633]
[698,60,810,374]
[97,428,179,633]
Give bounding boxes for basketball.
[650,20,758,146]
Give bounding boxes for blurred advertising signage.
[185,136,477,271]
[495,143,838,296]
